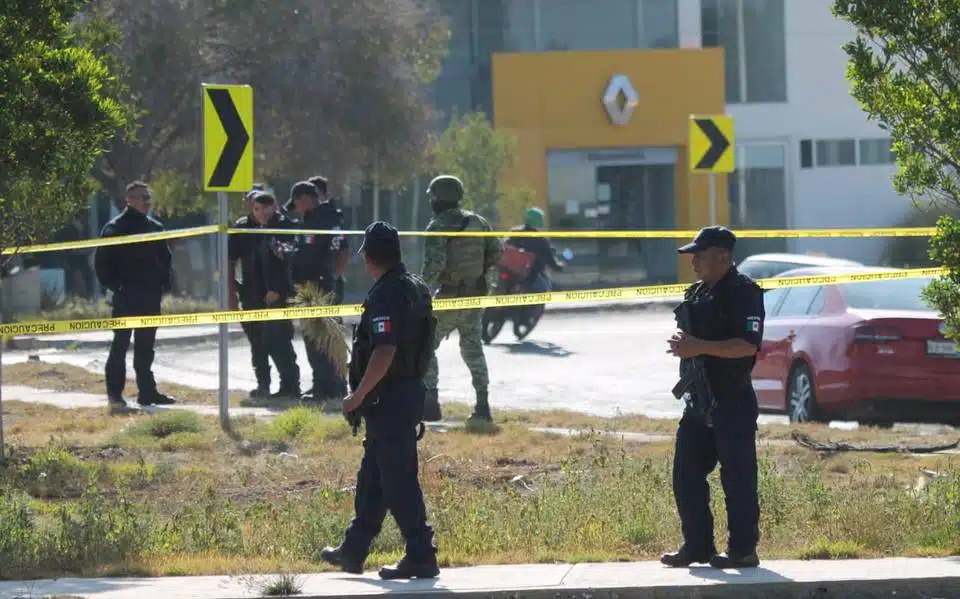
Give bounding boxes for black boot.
[468,388,492,422]
[378,555,440,580]
[248,384,270,400]
[423,389,442,422]
[319,545,364,574]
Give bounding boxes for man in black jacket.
[94,181,176,411]
[286,179,350,400]
[229,190,301,399]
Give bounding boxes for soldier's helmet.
[427,175,464,206]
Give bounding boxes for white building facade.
[429,0,904,264]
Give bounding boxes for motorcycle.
[481,246,573,344]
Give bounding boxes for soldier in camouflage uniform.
[421,175,503,423]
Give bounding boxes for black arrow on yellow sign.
[693,118,730,170]
[207,88,250,188]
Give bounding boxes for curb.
[9,300,680,351]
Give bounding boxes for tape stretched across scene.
[4,225,939,255]
[0,267,946,338]
[1,225,221,255]
[228,227,937,239]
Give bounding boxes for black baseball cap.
[677,226,736,254]
[284,181,318,211]
[359,221,400,255]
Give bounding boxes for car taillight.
[499,271,510,280]
[853,324,903,343]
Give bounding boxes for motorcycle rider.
[503,207,565,332]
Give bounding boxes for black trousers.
[105,288,162,398]
[341,386,435,561]
[241,321,271,387]
[240,300,300,391]
[672,412,760,556]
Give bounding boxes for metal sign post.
[201,83,254,430]
[217,192,230,428]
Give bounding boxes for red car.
[752,266,960,427]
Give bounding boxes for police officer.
[94,181,176,411]
[663,226,764,569]
[229,186,272,399]
[321,221,439,580]
[421,175,503,423]
[308,175,349,303]
[286,179,349,400]
[227,191,301,399]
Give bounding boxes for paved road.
[4,310,801,424]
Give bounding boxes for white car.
[737,253,864,281]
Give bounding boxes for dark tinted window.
[800,139,813,168]
[840,277,935,311]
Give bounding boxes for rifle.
[346,337,373,436]
[670,301,716,425]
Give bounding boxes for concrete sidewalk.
[7,296,680,351]
[0,557,956,598]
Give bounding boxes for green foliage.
[426,112,536,224]
[0,0,129,261]
[833,0,960,336]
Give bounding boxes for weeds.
[260,574,303,596]
[0,401,957,580]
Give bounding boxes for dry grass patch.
[0,402,957,580]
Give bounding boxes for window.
[728,144,788,258]
[776,286,823,317]
[859,138,894,165]
[538,0,677,51]
[763,288,787,316]
[807,287,825,315]
[799,140,813,169]
[839,278,935,311]
[701,0,787,103]
[815,139,856,167]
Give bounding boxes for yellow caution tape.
[2,225,221,255]
[0,267,946,338]
[229,226,937,239]
[5,225,939,255]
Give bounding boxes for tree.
[425,112,535,225]
[84,0,450,215]
[833,0,960,337]
[0,0,128,266]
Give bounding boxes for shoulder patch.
[746,316,762,333]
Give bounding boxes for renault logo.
[603,74,639,126]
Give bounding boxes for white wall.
[682,0,909,264]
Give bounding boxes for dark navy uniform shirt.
[684,267,765,422]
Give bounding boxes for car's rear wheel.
[787,363,822,424]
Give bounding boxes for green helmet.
[427,175,464,207]
[524,207,545,228]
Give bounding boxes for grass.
[0,395,957,581]
[6,361,960,447]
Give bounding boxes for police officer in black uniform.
[94,181,176,411]
[229,186,272,398]
[320,221,439,580]
[227,190,301,399]
[286,179,350,400]
[662,226,764,570]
